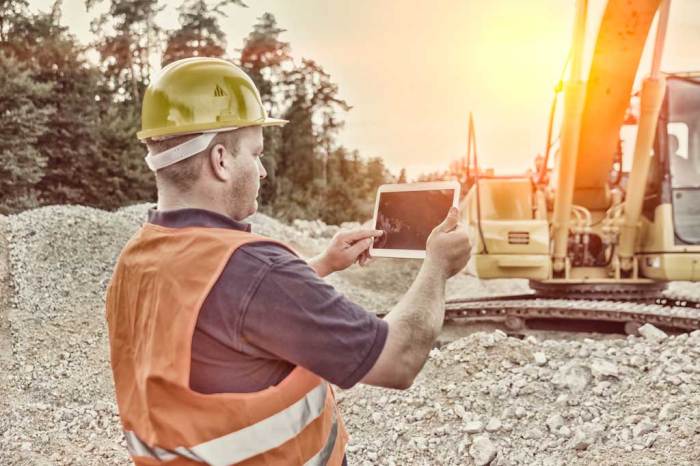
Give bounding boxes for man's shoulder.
[235,240,300,268]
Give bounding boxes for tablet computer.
[369,181,461,259]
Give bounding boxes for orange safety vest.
[105,223,349,465]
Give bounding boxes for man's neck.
[157,194,230,219]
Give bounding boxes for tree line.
[0,0,396,224]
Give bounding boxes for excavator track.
[442,292,700,334]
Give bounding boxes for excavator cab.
[664,76,700,243]
[638,75,700,280]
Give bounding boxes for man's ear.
[208,143,231,181]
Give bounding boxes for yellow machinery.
[462,0,700,298]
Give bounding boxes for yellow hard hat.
[137,57,287,141]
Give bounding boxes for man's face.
[225,126,266,220]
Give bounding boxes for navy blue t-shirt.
[146,208,388,394]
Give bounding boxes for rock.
[469,435,497,466]
[628,355,646,367]
[590,359,619,378]
[553,364,592,393]
[620,427,631,442]
[546,414,564,432]
[457,434,472,454]
[485,418,501,432]
[479,333,496,348]
[638,324,668,341]
[592,381,612,395]
[633,420,656,438]
[644,434,657,448]
[533,352,547,366]
[413,436,428,450]
[658,403,678,422]
[465,421,484,434]
[454,404,467,419]
[679,423,696,437]
[569,429,593,450]
[523,428,544,440]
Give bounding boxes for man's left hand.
[310,229,383,277]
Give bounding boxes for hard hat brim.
[137,117,289,141]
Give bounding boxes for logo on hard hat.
[213,84,227,97]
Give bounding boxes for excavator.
[449,0,700,334]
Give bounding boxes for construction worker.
[105,57,470,465]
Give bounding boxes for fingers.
[348,237,373,258]
[438,206,460,233]
[360,249,372,267]
[340,229,384,243]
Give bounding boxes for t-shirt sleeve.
[237,250,388,389]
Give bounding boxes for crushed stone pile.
[340,330,700,465]
[1,203,698,465]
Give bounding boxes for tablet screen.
[373,189,455,250]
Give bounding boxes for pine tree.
[278,88,316,192]
[86,0,160,207]
[398,168,407,183]
[240,12,290,111]
[321,146,359,224]
[162,0,247,66]
[0,52,53,213]
[0,0,29,42]
[2,4,154,210]
[88,0,162,106]
[240,13,291,208]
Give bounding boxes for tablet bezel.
[369,181,461,259]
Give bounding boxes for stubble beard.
[226,178,258,221]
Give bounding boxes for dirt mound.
[1,204,698,465]
[340,331,700,465]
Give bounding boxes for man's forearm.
[307,254,332,278]
[384,260,447,381]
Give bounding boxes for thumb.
[438,206,459,232]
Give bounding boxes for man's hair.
[145,130,242,191]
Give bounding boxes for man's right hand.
[425,206,471,279]
[360,206,471,390]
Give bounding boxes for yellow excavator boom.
[573,0,663,210]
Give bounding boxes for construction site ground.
[1,204,699,465]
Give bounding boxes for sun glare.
[452,2,572,174]
[472,4,569,104]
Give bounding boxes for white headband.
[144,132,218,172]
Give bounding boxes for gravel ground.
[1,204,699,465]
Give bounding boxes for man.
[106,57,470,466]
[668,133,696,187]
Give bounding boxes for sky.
[31,0,700,179]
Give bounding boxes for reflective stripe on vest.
[125,431,204,462]
[304,409,338,466]
[125,382,332,465]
